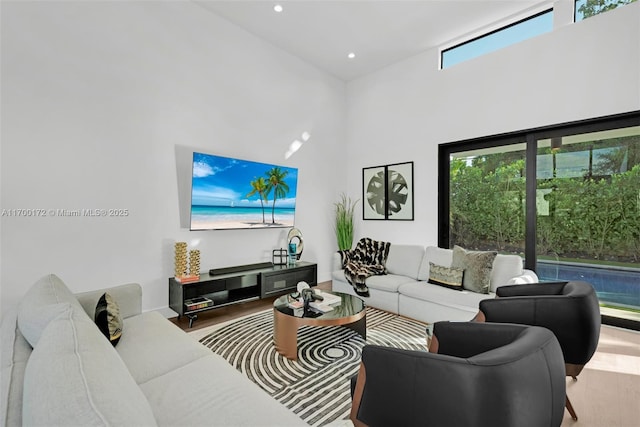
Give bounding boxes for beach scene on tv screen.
[190,152,298,230]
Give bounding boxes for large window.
[439,112,640,329]
[449,143,527,253]
[575,0,637,22]
[441,10,553,69]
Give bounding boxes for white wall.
[346,3,639,245]
[0,1,347,314]
[3,1,637,315]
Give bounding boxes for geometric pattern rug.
[194,307,428,426]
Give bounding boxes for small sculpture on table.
[272,248,287,266]
[174,242,188,278]
[189,249,200,277]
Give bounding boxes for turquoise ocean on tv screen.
[191,205,295,225]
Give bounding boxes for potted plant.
[334,193,358,251]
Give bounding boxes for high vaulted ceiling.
[196,0,546,81]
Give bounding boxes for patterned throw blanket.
[338,237,391,297]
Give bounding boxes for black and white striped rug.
[195,307,428,426]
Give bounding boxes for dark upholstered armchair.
[350,322,566,427]
[477,280,601,420]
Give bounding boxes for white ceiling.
[195,0,547,81]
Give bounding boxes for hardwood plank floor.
[174,282,640,426]
[561,324,640,426]
[170,281,332,332]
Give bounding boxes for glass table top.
[273,291,365,320]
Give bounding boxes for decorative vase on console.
[287,227,303,261]
[288,243,297,266]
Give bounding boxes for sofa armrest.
[332,252,343,272]
[504,269,539,286]
[75,283,142,319]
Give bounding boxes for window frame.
[438,110,640,330]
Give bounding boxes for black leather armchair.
[350,322,566,427]
[477,280,601,420]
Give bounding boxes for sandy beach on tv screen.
[192,219,294,230]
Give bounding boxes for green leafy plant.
[335,193,358,251]
[578,0,636,19]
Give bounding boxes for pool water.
[536,261,640,309]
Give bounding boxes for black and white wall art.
[363,165,386,220]
[386,161,413,220]
[362,161,414,221]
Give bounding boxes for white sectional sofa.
[332,245,538,324]
[1,274,305,427]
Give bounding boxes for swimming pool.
[536,261,640,309]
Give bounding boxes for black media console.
[169,261,317,327]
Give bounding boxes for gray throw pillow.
[451,246,497,294]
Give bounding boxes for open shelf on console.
[169,261,317,327]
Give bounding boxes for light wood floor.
[562,324,640,426]
[172,281,640,426]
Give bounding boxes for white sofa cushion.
[332,270,416,293]
[417,247,454,281]
[490,254,526,292]
[17,274,84,347]
[398,281,495,312]
[116,311,212,385]
[140,356,304,426]
[385,245,425,279]
[22,306,157,426]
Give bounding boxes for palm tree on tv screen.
[265,167,289,224]
[247,177,268,223]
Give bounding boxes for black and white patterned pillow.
[95,293,123,346]
[428,262,464,291]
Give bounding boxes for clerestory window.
[441,9,553,69]
[575,0,637,22]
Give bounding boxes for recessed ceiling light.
[274,4,283,13]
[347,52,356,59]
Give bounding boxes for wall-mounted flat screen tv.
[190,151,298,230]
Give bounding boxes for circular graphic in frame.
[387,168,409,217]
[365,170,386,216]
[363,162,413,220]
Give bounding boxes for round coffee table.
[273,292,366,360]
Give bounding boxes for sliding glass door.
[449,143,527,256]
[439,112,640,328]
[536,127,640,323]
